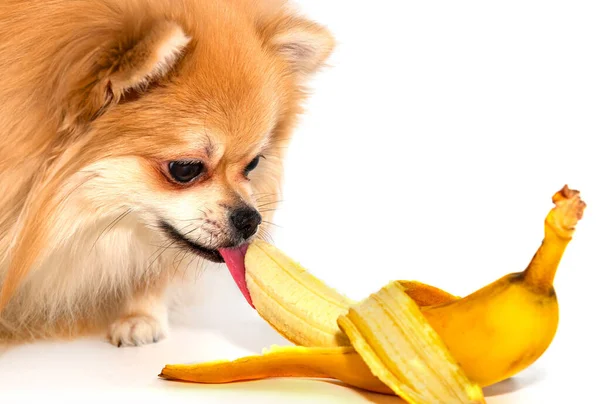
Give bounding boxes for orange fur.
[0,0,334,344]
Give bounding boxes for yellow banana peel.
[396,280,460,306]
[337,281,484,403]
[160,185,585,402]
[161,345,394,395]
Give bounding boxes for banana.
[163,241,486,402]
[160,185,584,400]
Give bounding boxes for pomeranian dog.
[0,0,333,346]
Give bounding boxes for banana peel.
[336,282,484,403]
[161,345,394,395]
[160,185,585,402]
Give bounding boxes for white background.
[2,1,600,403]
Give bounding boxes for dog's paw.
[108,314,167,347]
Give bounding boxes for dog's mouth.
[159,221,224,263]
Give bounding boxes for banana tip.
[159,369,177,380]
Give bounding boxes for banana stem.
[522,185,585,291]
[522,235,568,292]
[523,215,572,291]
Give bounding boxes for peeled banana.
[160,185,585,401]
[225,240,354,347]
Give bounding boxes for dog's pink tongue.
[219,244,255,309]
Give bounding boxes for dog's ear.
[102,21,190,100]
[261,13,335,79]
[62,20,190,126]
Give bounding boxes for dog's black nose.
[230,207,262,240]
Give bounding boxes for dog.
[0,0,334,347]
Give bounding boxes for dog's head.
[45,1,333,262]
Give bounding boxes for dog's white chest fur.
[1,212,177,339]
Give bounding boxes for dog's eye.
[168,161,204,183]
[244,155,263,177]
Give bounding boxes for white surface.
[2,1,600,402]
